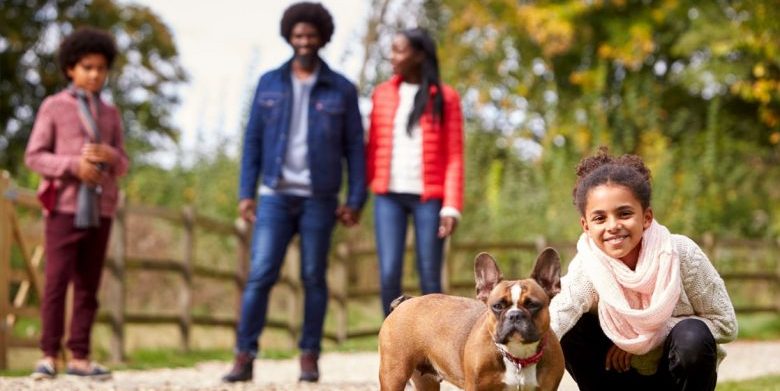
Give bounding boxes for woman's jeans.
[561,313,718,391]
[374,193,444,315]
[236,194,337,356]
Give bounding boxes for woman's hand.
[336,205,361,227]
[605,344,632,373]
[438,216,458,238]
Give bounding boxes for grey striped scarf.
[74,89,103,228]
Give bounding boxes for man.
[223,2,366,383]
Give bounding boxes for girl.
[366,28,464,316]
[550,147,737,391]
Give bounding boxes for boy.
[25,26,129,380]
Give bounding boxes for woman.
[367,27,464,315]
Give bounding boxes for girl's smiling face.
[580,183,653,268]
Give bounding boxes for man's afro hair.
[280,2,334,45]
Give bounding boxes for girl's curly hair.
[58,27,117,81]
[572,146,652,215]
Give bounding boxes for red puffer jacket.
[367,75,464,212]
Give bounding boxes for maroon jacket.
[25,89,129,217]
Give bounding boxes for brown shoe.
[298,351,319,382]
[222,352,254,382]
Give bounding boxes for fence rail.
[1,170,779,369]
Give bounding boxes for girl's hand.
[82,143,117,165]
[605,344,632,373]
[438,216,458,238]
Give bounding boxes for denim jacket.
[239,57,367,210]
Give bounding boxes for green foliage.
[736,313,780,341]
[124,143,239,220]
[415,0,780,240]
[716,375,780,391]
[0,0,187,175]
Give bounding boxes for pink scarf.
[576,220,681,355]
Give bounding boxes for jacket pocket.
[256,92,283,123]
[315,99,345,141]
[316,99,345,115]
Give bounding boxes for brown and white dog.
[378,249,564,391]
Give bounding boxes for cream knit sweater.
[550,234,738,375]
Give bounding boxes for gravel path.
[2,341,779,390]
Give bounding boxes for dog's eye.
[525,299,540,312]
[491,302,505,312]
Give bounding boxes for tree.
[363,0,780,238]
[0,0,187,175]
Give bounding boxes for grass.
[717,375,780,390]
[0,347,296,377]
[116,347,297,370]
[737,313,780,340]
[116,349,233,370]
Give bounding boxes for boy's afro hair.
[280,2,334,45]
[58,26,117,80]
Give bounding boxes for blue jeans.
[236,194,337,355]
[374,193,444,315]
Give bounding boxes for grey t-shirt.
[261,68,318,196]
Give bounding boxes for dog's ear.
[531,247,561,299]
[474,252,502,303]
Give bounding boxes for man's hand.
[238,199,257,223]
[335,205,361,227]
[82,143,117,166]
[77,155,103,185]
[605,344,632,373]
[438,216,458,238]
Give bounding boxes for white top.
[549,234,738,375]
[388,81,423,195]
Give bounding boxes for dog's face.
[474,249,561,345]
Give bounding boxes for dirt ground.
[1,340,779,390]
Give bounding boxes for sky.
[126,0,370,165]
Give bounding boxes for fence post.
[776,237,780,314]
[442,236,452,293]
[180,206,195,352]
[285,240,301,351]
[0,172,12,369]
[702,232,716,263]
[334,242,350,344]
[107,194,126,363]
[234,218,250,336]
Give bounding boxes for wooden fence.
[1,170,779,369]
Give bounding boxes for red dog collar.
[498,335,546,368]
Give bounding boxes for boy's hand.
[82,143,117,166]
[77,156,103,185]
[605,344,632,372]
